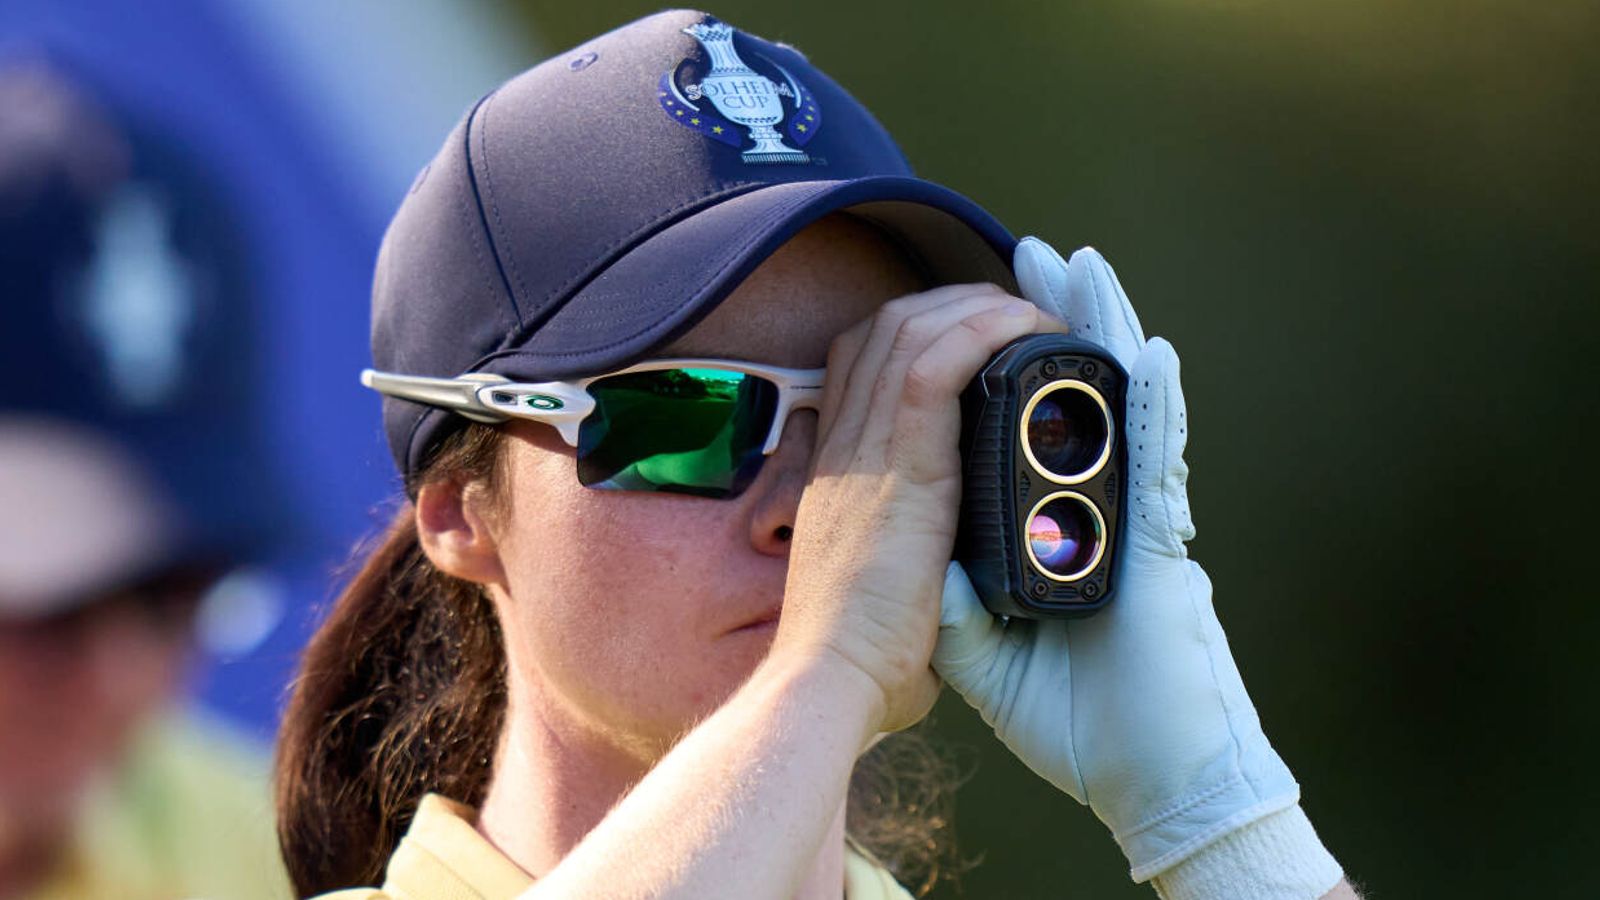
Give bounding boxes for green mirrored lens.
[577,368,778,498]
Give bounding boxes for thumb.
[931,561,1004,685]
[1125,336,1196,557]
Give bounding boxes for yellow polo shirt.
[323,793,915,900]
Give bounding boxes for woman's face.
[482,215,925,760]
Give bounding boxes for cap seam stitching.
[399,92,517,477]
[453,162,506,360]
[475,90,529,327]
[462,90,524,327]
[509,179,773,343]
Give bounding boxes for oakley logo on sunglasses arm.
[360,368,596,446]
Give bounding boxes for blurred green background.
[517,3,1597,897]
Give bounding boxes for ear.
[415,478,506,587]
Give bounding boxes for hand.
[771,284,1068,738]
[932,239,1300,881]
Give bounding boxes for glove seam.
[1063,624,1088,802]
[1043,241,1069,313]
[992,643,1025,736]
[1119,772,1242,838]
[1181,558,1256,807]
[1085,251,1109,344]
[1156,343,1185,558]
[1128,793,1301,882]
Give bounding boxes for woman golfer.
[276,10,1358,900]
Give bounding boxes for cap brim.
[481,175,1017,380]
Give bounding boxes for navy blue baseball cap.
[372,9,1018,484]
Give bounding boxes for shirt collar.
[383,794,535,899]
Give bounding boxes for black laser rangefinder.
[957,334,1129,618]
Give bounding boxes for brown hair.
[275,422,966,897]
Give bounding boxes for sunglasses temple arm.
[360,369,511,423]
[759,384,826,454]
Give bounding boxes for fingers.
[1124,336,1195,557]
[1015,237,1149,371]
[815,315,871,447]
[885,302,1068,484]
[1062,245,1146,372]
[818,284,1027,472]
[816,283,1010,449]
[787,282,1072,736]
[1014,237,1072,322]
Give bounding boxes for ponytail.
[274,423,507,896]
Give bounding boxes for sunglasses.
[362,360,826,499]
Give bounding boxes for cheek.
[493,480,783,740]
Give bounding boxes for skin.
[418,214,1362,899]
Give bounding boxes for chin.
[683,636,776,716]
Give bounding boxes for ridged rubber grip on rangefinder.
[956,333,1128,618]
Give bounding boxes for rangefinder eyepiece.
[957,334,1128,618]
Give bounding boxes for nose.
[746,407,818,557]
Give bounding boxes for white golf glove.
[933,238,1320,887]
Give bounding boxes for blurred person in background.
[0,420,286,900]
[0,59,290,899]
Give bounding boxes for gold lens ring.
[1022,490,1108,583]
[1019,379,1114,485]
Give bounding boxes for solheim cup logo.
[658,20,821,165]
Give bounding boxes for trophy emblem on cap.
[659,20,820,165]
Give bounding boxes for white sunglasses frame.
[361,359,827,455]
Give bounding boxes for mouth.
[730,607,781,634]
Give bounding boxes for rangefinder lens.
[1024,492,1106,581]
[1022,381,1111,483]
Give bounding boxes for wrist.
[750,645,887,753]
[1150,804,1343,900]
